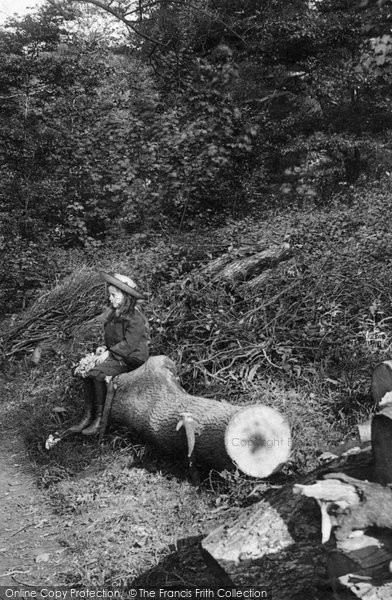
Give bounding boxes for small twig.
[11,575,41,586]
[8,481,32,486]
[7,523,34,539]
[243,280,301,319]
[261,348,284,370]
[6,336,51,356]
[0,570,31,577]
[49,0,170,46]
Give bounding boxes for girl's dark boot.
[82,379,106,436]
[69,379,95,433]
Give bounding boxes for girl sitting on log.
[70,271,149,436]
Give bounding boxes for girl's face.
[108,285,125,309]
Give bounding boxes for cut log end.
[224,405,291,478]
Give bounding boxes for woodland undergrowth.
[1,180,392,585]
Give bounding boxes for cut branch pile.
[151,232,392,399]
[1,268,104,359]
[1,245,298,385]
[3,231,390,404]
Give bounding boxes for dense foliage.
[1,0,392,313]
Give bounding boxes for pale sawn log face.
[225,405,291,477]
[110,355,290,476]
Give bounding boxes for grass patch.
[50,452,218,587]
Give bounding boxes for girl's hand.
[95,350,110,364]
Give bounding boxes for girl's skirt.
[87,356,144,381]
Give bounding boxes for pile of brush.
[1,268,104,361]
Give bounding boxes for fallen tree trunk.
[201,449,392,599]
[110,355,290,478]
[240,258,296,292]
[202,244,292,283]
[217,244,291,282]
[202,476,329,599]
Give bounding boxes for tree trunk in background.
[203,244,292,283]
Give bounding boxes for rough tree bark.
[202,244,292,283]
[109,355,291,478]
[201,451,377,600]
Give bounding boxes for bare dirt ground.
[0,410,71,586]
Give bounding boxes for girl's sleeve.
[109,313,147,363]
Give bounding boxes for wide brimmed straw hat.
[99,271,145,300]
